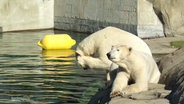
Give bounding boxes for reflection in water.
[41,49,75,65]
[0,30,106,104]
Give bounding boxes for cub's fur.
[107,45,160,97]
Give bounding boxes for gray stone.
[54,0,163,38]
[88,83,170,104]
[158,47,184,104]
[166,61,184,104]
[158,47,184,84]
[0,0,54,32]
[148,0,184,37]
[0,0,164,38]
[137,0,164,38]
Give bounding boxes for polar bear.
[106,45,160,97]
[75,26,152,81]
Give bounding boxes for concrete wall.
[54,0,164,37]
[137,0,164,38]
[0,0,164,38]
[54,0,137,34]
[0,0,54,32]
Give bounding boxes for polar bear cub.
[107,45,160,97]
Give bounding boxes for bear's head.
[107,45,132,62]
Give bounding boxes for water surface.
[0,30,105,104]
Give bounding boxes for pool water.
[0,30,106,104]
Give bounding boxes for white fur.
[75,26,152,81]
[107,45,160,97]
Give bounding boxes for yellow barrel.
[38,34,76,50]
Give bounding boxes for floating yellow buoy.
[38,34,76,50]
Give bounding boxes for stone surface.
[0,0,54,32]
[0,0,165,38]
[157,47,184,104]
[137,0,164,38]
[54,0,137,35]
[158,47,184,84]
[149,0,184,36]
[144,37,180,54]
[88,83,170,104]
[1,0,183,38]
[54,0,163,38]
[166,61,184,104]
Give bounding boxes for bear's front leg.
[120,67,148,96]
[120,83,148,96]
[110,71,129,98]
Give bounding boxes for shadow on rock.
[88,85,111,104]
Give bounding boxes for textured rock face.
[158,47,184,104]
[137,0,164,38]
[88,83,170,104]
[166,62,184,104]
[158,47,184,84]
[54,0,164,38]
[149,0,184,36]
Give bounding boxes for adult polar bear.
[76,26,152,81]
[107,45,160,97]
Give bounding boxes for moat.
[0,30,106,104]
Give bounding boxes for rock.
[144,36,184,55]
[158,47,184,104]
[166,61,184,104]
[137,0,164,38]
[158,47,184,84]
[148,0,184,36]
[88,83,170,104]
[109,98,169,104]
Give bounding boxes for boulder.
[148,0,184,36]
[158,47,184,84]
[166,61,184,104]
[158,47,184,104]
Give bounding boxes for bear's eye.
[117,49,120,51]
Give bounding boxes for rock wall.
[0,0,167,38]
[158,47,184,104]
[54,0,164,38]
[54,0,137,34]
[149,0,184,36]
[0,0,54,32]
[137,0,164,38]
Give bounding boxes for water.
[0,30,106,104]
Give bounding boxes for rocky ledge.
[88,83,170,104]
